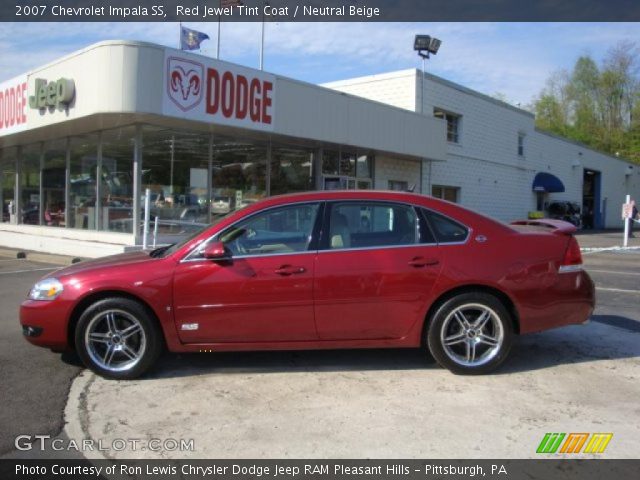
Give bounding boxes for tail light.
[559,236,583,273]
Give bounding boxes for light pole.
[413,35,442,115]
[414,35,441,197]
[260,1,270,71]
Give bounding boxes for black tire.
[427,292,513,375]
[74,297,163,379]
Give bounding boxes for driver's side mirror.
[202,241,228,260]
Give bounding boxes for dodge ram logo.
[167,57,204,111]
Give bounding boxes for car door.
[314,201,442,340]
[173,202,322,343]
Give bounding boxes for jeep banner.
[163,52,276,132]
[0,75,29,136]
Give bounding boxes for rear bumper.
[518,269,595,334]
[20,300,71,351]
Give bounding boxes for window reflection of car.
[211,196,232,215]
[21,206,40,225]
[237,198,258,210]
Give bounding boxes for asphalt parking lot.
[0,256,81,458]
[1,243,639,459]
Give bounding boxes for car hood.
[46,251,156,279]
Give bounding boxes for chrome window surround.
[179,199,472,262]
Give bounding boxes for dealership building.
[1,40,638,257]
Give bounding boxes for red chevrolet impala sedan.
[20,191,594,379]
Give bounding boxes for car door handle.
[408,257,439,268]
[275,265,306,275]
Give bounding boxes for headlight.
[28,278,64,301]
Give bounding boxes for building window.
[42,140,67,227]
[356,155,372,178]
[388,180,408,191]
[434,108,461,143]
[101,126,136,233]
[322,149,373,190]
[518,133,525,157]
[1,147,17,223]
[69,134,99,230]
[142,126,213,235]
[211,135,267,216]
[270,145,314,196]
[20,144,42,225]
[432,185,459,203]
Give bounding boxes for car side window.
[328,202,418,249]
[217,203,320,256]
[421,208,469,243]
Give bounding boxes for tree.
[532,41,640,165]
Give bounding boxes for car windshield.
[150,212,235,258]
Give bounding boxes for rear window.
[421,209,469,243]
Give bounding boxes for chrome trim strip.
[317,243,436,254]
[180,250,319,263]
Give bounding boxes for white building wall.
[323,70,417,112]
[530,131,640,228]
[375,156,421,191]
[326,70,640,228]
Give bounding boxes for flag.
[180,26,210,51]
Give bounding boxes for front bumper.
[20,299,72,351]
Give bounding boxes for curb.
[63,371,108,460]
[0,248,83,266]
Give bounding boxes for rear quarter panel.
[431,225,593,334]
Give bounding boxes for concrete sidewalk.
[575,230,640,250]
[0,248,83,266]
[64,320,640,459]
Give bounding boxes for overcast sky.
[1,22,638,106]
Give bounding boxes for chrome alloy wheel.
[84,309,146,372]
[440,303,504,367]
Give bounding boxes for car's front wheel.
[74,297,162,379]
[427,292,513,374]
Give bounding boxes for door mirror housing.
[202,241,228,260]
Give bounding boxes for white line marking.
[0,267,58,275]
[582,246,640,254]
[587,269,640,276]
[596,287,640,294]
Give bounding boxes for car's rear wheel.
[427,292,513,374]
[74,298,162,379]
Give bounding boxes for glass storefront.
[69,134,98,230]
[322,148,373,190]
[21,144,41,225]
[212,136,268,214]
[270,144,314,196]
[102,126,136,233]
[142,127,210,235]
[1,147,16,223]
[42,140,67,227]
[0,124,375,239]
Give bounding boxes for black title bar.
[2,459,640,480]
[2,0,640,22]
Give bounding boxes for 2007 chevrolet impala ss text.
[20,191,594,379]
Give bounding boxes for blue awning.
[532,172,565,193]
